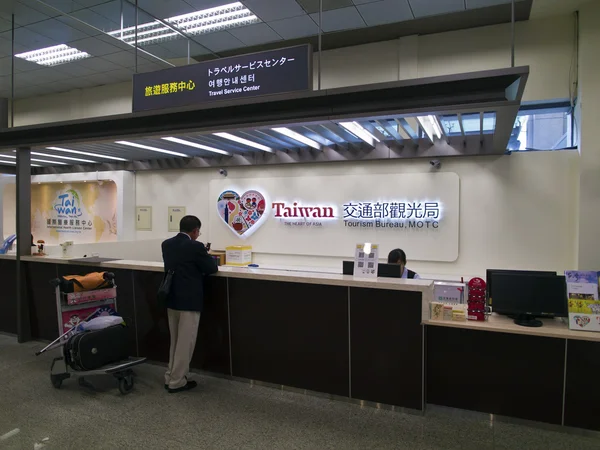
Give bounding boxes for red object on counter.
[467,277,487,321]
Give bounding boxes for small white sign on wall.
[168,206,186,232]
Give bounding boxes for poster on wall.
[31,181,118,245]
[209,172,460,262]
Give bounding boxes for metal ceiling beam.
[0,67,529,161]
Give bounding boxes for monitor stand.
[514,314,543,328]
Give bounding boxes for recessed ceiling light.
[115,141,188,157]
[107,2,259,46]
[271,128,321,150]
[339,122,380,147]
[213,132,273,153]
[46,147,128,162]
[162,137,231,156]
[31,152,96,164]
[15,44,91,67]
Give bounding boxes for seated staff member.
[387,248,420,279]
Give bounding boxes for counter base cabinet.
[229,279,350,397]
[350,288,423,410]
[25,262,58,341]
[134,272,230,376]
[0,260,17,335]
[426,326,565,425]
[564,339,600,431]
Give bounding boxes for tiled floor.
[0,333,598,449]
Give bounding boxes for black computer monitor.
[490,272,568,327]
[486,269,556,305]
[342,261,403,278]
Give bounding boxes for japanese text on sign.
[207,57,296,77]
[342,202,441,220]
[144,80,196,97]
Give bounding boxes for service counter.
[2,255,600,432]
[9,255,432,412]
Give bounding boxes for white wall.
[577,0,600,270]
[135,151,579,278]
[11,14,574,126]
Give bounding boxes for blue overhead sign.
[132,45,312,112]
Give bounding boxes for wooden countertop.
[424,313,600,343]
[19,256,434,293]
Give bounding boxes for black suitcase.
[65,325,130,371]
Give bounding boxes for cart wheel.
[51,374,63,389]
[118,376,134,395]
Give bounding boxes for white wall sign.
[209,172,460,262]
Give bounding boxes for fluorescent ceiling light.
[31,152,96,164]
[272,128,321,150]
[15,44,90,67]
[213,132,273,153]
[32,158,67,165]
[339,122,380,147]
[107,2,259,46]
[115,141,188,157]
[162,137,231,156]
[47,147,128,162]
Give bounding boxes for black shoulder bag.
[157,270,174,308]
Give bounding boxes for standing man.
[162,215,218,393]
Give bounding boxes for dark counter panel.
[25,262,58,341]
[229,279,349,397]
[426,326,565,425]
[192,276,230,375]
[564,339,600,431]
[350,288,423,410]
[133,272,230,375]
[0,259,17,335]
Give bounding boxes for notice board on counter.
[132,44,312,112]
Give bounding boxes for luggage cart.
[36,275,146,395]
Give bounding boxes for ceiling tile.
[101,50,137,67]
[89,0,135,30]
[228,23,282,46]
[40,0,84,14]
[137,0,196,19]
[185,0,232,9]
[54,15,103,36]
[407,0,465,18]
[357,0,413,25]
[25,18,90,43]
[243,0,305,21]
[0,57,12,76]
[6,27,58,52]
[159,39,212,57]
[0,17,12,33]
[70,36,122,56]
[77,56,123,72]
[352,0,382,4]
[298,0,354,14]
[466,0,510,8]
[309,6,366,32]
[53,62,97,77]
[194,30,245,53]
[74,0,113,6]
[70,7,118,33]
[269,14,319,39]
[68,77,98,89]
[6,3,50,26]
[143,43,178,60]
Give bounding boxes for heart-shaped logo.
[217,190,267,237]
[574,316,591,328]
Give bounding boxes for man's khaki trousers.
[165,309,201,389]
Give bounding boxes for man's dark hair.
[180,215,201,233]
[388,248,407,265]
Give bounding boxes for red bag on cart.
[59,272,115,293]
